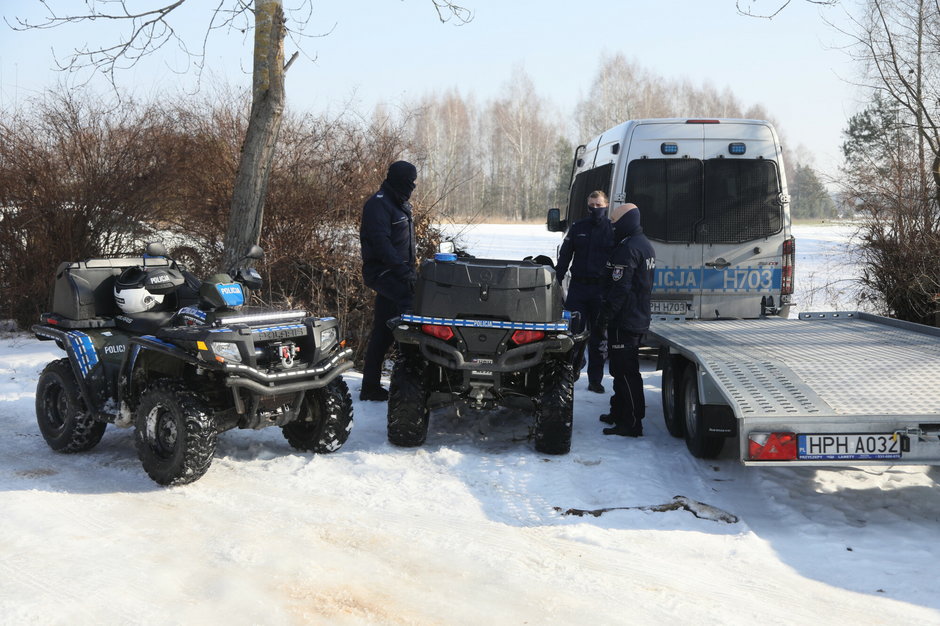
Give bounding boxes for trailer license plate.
[651,300,691,315]
[797,433,901,460]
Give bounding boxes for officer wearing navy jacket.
[359,161,418,401]
[595,203,656,436]
[555,190,614,393]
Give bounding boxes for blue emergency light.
[661,142,678,155]
[728,142,746,155]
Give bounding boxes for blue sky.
[0,1,861,179]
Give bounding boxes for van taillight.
[421,324,454,341]
[781,237,795,296]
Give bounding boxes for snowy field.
[2,223,939,625]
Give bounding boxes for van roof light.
[661,142,679,155]
[686,119,720,124]
[728,142,746,155]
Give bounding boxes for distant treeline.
[403,53,835,222]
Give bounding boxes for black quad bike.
[32,243,355,486]
[387,250,587,454]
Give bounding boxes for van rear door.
[624,120,788,319]
[699,122,786,318]
[624,121,706,317]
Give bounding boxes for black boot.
[359,385,389,401]
[603,425,637,437]
[598,413,615,425]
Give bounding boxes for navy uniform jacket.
[359,183,416,292]
[599,225,656,334]
[555,216,614,283]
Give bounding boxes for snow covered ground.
[2,223,939,625]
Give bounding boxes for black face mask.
[384,160,417,204]
[589,205,608,221]
[613,208,641,238]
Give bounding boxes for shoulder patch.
[612,267,623,281]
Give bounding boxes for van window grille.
[702,159,782,243]
[624,159,702,243]
[567,163,613,224]
[624,158,782,244]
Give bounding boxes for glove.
[593,312,610,331]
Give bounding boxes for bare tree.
[8,0,471,270]
[575,53,749,139]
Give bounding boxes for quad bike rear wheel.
[534,359,575,455]
[387,349,430,447]
[35,359,107,453]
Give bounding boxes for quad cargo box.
[47,257,170,327]
[414,257,562,322]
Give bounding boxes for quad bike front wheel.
[387,349,430,447]
[35,359,107,453]
[281,378,354,453]
[134,381,217,486]
[534,359,575,455]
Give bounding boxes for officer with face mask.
[359,160,418,401]
[595,203,656,437]
[555,190,615,393]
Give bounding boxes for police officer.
[595,203,655,436]
[555,190,614,393]
[359,160,418,401]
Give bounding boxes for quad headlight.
[210,341,243,364]
[319,326,337,351]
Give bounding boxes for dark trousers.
[362,292,403,390]
[608,328,644,430]
[564,282,606,385]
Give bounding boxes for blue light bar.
[434,252,457,262]
[728,142,746,155]
[400,313,570,332]
[661,142,678,155]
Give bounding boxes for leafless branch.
[431,1,473,24]
[7,1,258,91]
[736,0,838,19]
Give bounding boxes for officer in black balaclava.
[359,160,418,401]
[555,190,615,393]
[594,203,656,437]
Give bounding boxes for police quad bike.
[386,246,588,454]
[32,243,355,486]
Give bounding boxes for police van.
[548,118,794,319]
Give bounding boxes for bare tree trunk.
[221,0,286,271]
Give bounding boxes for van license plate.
[651,300,691,315]
[797,433,901,460]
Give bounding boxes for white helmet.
[114,267,165,314]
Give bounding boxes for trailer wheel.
[387,349,430,447]
[661,354,686,438]
[135,381,217,486]
[681,366,724,459]
[534,358,575,455]
[281,378,354,453]
[35,359,107,452]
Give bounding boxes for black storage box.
[49,256,170,325]
[415,257,562,322]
